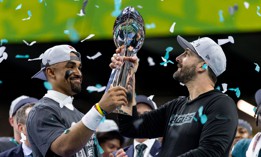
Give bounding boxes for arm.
[27,86,128,157]
[179,96,238,157]
[118,103,170,139]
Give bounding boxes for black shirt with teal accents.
[118,90,238,157]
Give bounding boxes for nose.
[74,68,82,77]
[176,54,181,63]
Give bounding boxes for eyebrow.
[65,61,81,68]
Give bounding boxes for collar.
[44,90,74,110]
[22,142,32,156]
[134,139,156,149]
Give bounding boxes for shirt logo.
[168,112,196,126]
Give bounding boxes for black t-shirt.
[26,97,99,157]
[118,90,238,157]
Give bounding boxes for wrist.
[81,106,103,131]
[95,103,108,116]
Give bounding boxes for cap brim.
[12,97,38,116]
[177,35,197,53]
[31,67,47,80]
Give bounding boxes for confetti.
[0,39,8,46]
[228,4,238,15]
[65,19,80,43]
[44,81,52,90]
[180,82,185,86]
[0,46,8,63]
[63,129,70,134]
[147,57,155,66]
[86,52,102,60]
[22,10,32,21]
[221,83,228,93]
[38,0,43,2]
[0,80,2,84]
[218,36,234,45]
[145,23,156,29]
[228,87,241,98]
[218,10,224,22]
[244,2,250,9]
[160,46,174,67]
[15,4,22,10]
[79,0,88,16]
[15,54,29,59]
[94,136,104,154]
[87,84,106,93]
[257,6,261,16]
[169,22,176,33]
[198,106,208,124]
[0,0,3,2]
[216,86,221,91]
[148,95,154,101]
[23,40,36,46]
[254,63,260,72]
[81,34,95,42]
[77,9,85,16]
[112,0,121,17]
[95,5,99,8]
[202,63,208,70]
[137,5,143,9]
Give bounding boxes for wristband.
[95,103,108,116]
[81,106,103,131]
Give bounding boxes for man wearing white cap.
[26,45,128,157]
[110,35,238,156]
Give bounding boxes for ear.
[17,123,23,133]
[9,117,14,127]
[198,63,208,73]
[46,67,56,80]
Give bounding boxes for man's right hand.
[98,86,128,114]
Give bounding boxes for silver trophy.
[105,6,145,111]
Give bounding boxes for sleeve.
[179,96,238,157]
[118,101,171,139]
[26,105,66,156]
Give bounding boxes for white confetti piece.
[180,82,185,86]
[137,5,143,9]
[254,63,260,72]
[147,57,155,66]
[81,34,95,42]
[244,2,249,9]
[22,10,32,21]
[0,46,8,63]
[77,9,85,16]
[87,85,106,93]
[169,22,176,33]
[257,6,261,16]
[148,95,154,101]
[95,5,99,8]
[86,52,102,60]
[15,4,22,10]
[218,36,234,45]
[221,83,228,93]
[23,40,36,46]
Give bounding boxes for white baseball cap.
[177,35,227,77]
[29,45,81,80]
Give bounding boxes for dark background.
[0,32,261,136]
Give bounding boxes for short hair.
[16,103,35,125]
[96,131,124,147]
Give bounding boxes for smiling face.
[173,48,203,84]
[46,52,82,96]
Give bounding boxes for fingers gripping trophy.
[105,6,145,114]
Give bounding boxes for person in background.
[0,103,35,157]
[115,95,161,157]
[96,119,124,157]
[0,95,38,153]
[230,119,252,157]
[110,35,238,156]
[245,89,261,157]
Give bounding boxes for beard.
[173,64,197,84]
[71,82,82,94]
